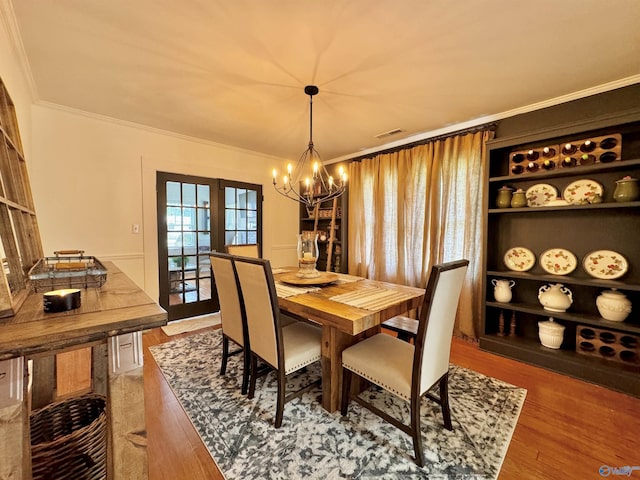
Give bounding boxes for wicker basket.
[30,394,107,480]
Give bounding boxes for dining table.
[273,268,424,412]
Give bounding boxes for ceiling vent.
[374,128,404,139]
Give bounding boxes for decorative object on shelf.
[613,175,640,202]
[497,310,506,336]
[538,283,573,312]
[525,183,558,207]
[563,178,604,205]
[272,85,347,208]
[510,188,527,208]
[538,317,565,349]
[576,326,639,365]
[510,310,517,336]
[43,288,81,312]
[296,231,320,278]
[539,248,577,275]
[492,279,515,303]
[504,247,535,272]
[582,249,628,280]
[495,185,513,208]
[596,289,632,322]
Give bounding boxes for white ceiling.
[8,0,640,161]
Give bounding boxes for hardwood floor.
[143,326,640,480]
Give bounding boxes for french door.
[156,172,262,320]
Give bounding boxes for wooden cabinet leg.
[0,357,30,480]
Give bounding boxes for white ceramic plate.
[539,248,577,275]
[563,179,603,205]
[504,247,536,272]
[525,183,558,207]
[582,250,629,280]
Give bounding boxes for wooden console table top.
[0,261,167,360]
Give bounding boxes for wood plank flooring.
[143,326,640,480]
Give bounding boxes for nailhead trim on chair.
[343,365,410,401]
[285,354,321,375]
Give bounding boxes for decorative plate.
[504,247,536,272]
[525,183,558,207]
[582,250,629,280]
[562,179,603,205]
[539,248,577,275]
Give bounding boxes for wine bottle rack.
[509,133,622,176]
[576,325,639,365]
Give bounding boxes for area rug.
[160,312,221,336]
[149,329,526,479]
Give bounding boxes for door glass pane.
[167,182,181,206]
[182,207,196,231]
[224,185,259,247]
[182,183,196,207]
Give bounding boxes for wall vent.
[374,128,405,139]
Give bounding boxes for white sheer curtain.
[347,129,492,338]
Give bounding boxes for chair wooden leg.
[248,353,258,399]
[340,368,352,416]
[410,394,424,467]
[274,371,286,428]
[220,335,230,375]
[439,373,453,430]
[240,347,250,395]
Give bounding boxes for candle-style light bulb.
[328,176,334,189]
[283,175,288,185]
[287,163,293,175]
[272,168,277,180]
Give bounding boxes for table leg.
[320,326,359,412]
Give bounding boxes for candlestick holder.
[296,231,320,278]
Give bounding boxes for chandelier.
[272,85,347,208]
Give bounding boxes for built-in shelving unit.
[480,114,640,397]
[299,193,348,273]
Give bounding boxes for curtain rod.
[349,122,497,163]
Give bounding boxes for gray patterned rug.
[149,329,526,479]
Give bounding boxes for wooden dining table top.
[273,268,424,336]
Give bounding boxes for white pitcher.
[492,279,515,303]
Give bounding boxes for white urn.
[538,284,573,312]
[492,279,515,303]
[596,289,632,322]
[538,317,565,349]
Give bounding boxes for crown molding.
[329,75,640,164]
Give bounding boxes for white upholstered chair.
[209,252,250,394]
[233,256,322,428]
[224,243,260,258]
[340,259,469,466]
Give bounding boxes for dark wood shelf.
[489,200,640,214]
[485,301,640,334]
[489,158,640,183]
[479,334,640,397]
[487,270,640,291]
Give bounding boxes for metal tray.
[28,250,108,292]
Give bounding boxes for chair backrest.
[225,244,260,258]
[413,259,469,396]
[233,256,283,370]
[209,252,246,347]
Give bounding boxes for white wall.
[28,105,300,301]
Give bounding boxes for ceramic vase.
[538,317,565,349]
[538,284,573,312]
[496,186,513,208]
[510,189,527,208]
[596,289,632,322]
[613,176,640,202]
[492,279,515,303]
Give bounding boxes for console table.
[0,262,167,479]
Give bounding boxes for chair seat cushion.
[282,322,322,374]
[342,334,414,401]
